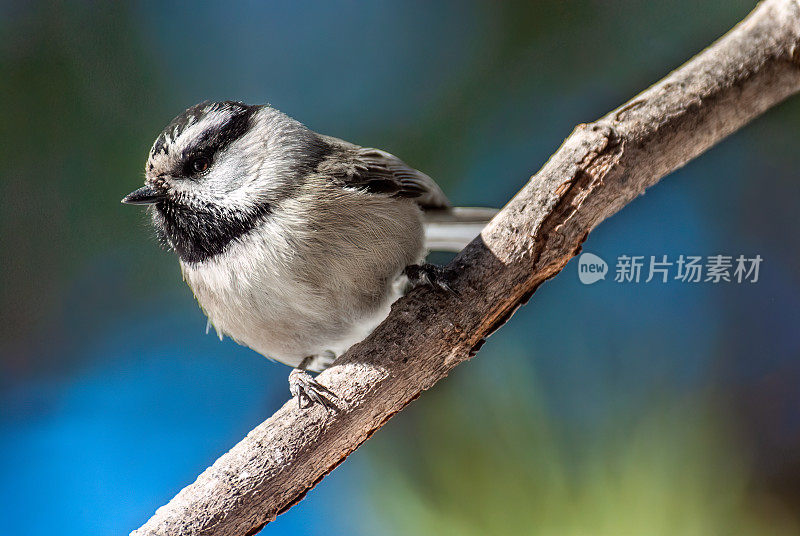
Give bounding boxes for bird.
[123,101,496,409]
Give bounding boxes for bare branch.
[132,1,800,534]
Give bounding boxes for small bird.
[123,101,496,408]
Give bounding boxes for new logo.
[577,253,608,285]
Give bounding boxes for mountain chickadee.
[123,101,496,409]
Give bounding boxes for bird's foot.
[288,368,339,411]
[403,263,458,295]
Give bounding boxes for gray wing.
[319,136,451,210]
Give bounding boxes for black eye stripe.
[152,101,259,178]
[200,110,252,149]
[183,108,256,176]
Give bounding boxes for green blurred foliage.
[368,368,799,536]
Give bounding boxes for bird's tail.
[423,207,499,252]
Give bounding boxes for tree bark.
[132,1,800,534]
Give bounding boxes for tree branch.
[132,1,800,534]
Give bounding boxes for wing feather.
[319,137,451,210]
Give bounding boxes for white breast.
[180,189,424,371]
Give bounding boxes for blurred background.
[2,1,799,534]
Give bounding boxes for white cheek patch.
[203,140,267,208]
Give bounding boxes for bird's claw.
[403,263,459,295]
[288,368,339,411]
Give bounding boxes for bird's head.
[123,101,327,263]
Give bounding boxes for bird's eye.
[190,156,211,174]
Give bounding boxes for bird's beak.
[121,185,165,205]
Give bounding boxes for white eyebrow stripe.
[171,109,237,153]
